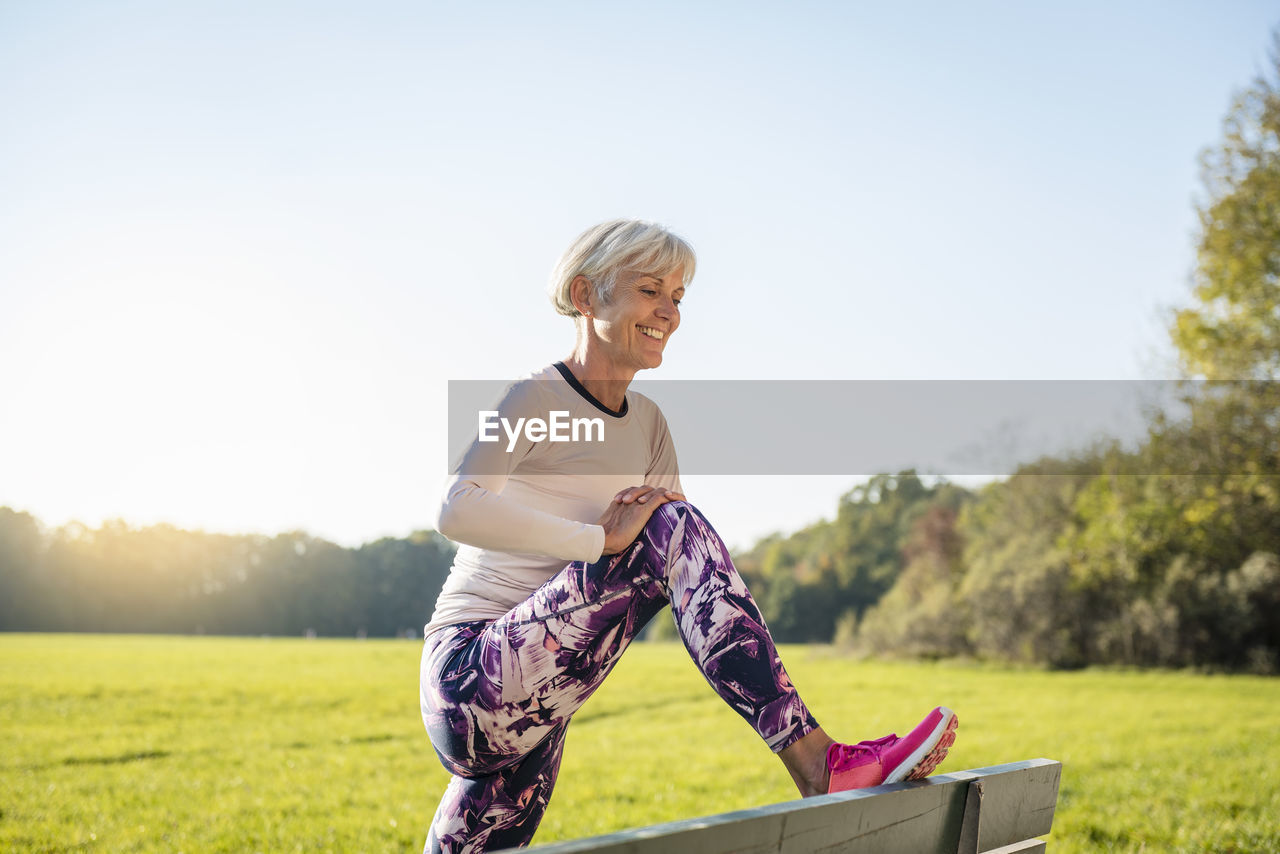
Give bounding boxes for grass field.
[3,634,1278,853]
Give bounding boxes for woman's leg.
[646,501,821,751]
[421,500,821,850]
[424,722,566,854]
[424,501,817,767]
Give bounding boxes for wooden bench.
[508,758,1062,854]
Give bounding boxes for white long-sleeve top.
[425,363,682,635]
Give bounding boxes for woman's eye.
[673,299,682,307]
[641,289,657,296]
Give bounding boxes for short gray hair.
[548,219,697,317]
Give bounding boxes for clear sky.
[1,1,1277,550]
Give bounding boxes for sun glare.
[6,236,332,537]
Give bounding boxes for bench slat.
[505,759,1061,854]
[985,841,1048,854]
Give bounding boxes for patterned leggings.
[418,501,819,853]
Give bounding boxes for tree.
[0,508,47,629]
[730,472,968,643]
[1150,31,1280,669]
[1173,33,1280,381]
[856,503,971,660]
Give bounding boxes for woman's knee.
[648,499,721,539]
[650,498,696,524]
[640,500,690,542]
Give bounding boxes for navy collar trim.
[553,362,629,418]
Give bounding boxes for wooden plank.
[985,841,1047,854]
[950,760,1061,851]
[504,759,1061,854]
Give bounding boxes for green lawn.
[2,634,1277,852]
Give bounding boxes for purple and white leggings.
[418,501,819,853]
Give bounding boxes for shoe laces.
[828,733,898,770]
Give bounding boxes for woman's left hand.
[613,486,685,505]
[597,486,685,554]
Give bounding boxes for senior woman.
[420,219,957,853]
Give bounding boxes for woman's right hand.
[597,486,684,555]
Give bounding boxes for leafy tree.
[790,40,1280,667]
[856,503,970,659]
[1172,32,1280,381]
[736,472,971,643]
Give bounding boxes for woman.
[420,219,957,853]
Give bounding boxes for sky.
[1,1,1277,551]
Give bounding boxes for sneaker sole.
[884,707,958,784]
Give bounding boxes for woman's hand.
[597,486,686,555]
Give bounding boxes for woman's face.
[590,266,684,372]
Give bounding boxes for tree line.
[0,512,455,639]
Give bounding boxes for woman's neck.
[562,345,634,412]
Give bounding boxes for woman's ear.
[570,274,594,317]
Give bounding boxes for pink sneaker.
[826,706,958,793]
